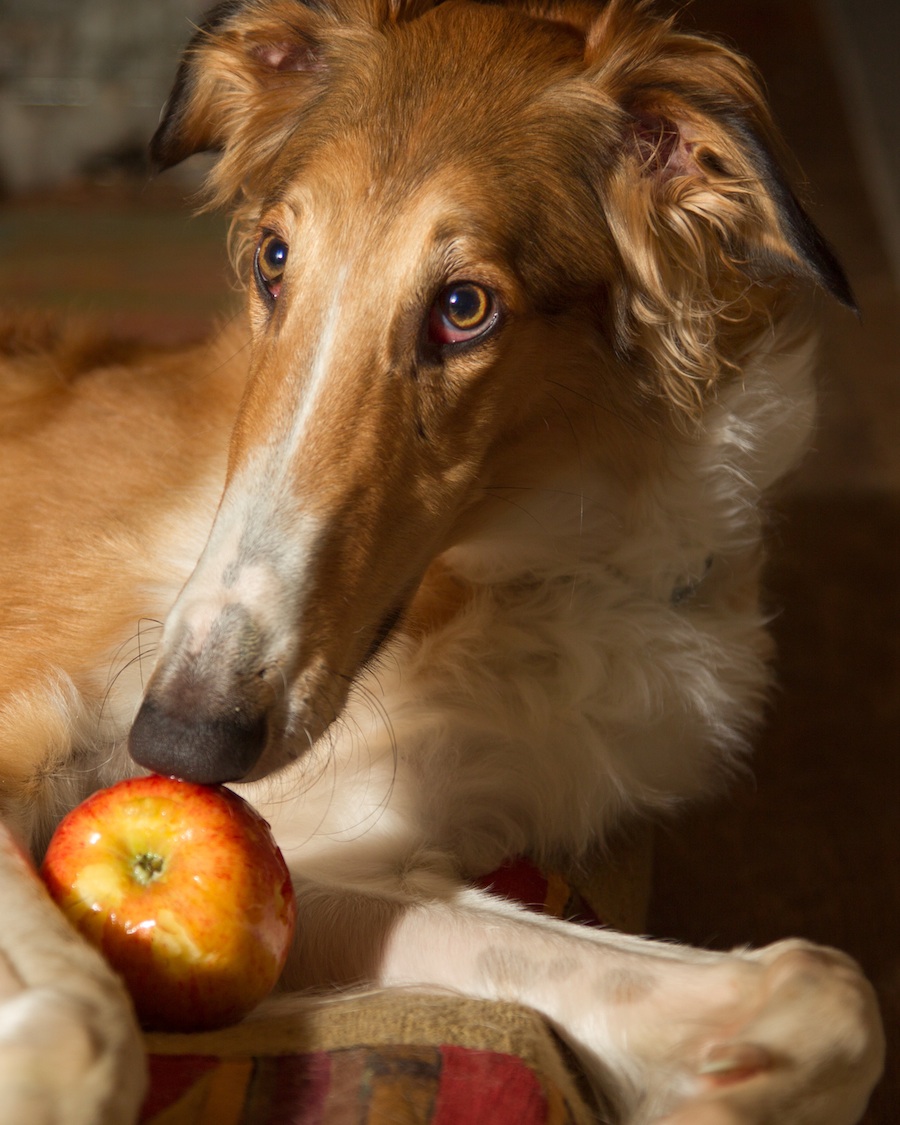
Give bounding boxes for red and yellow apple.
[40,774,296,1032]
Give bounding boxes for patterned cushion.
[142,1041,588,1124]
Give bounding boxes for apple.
[40,774,296,1032]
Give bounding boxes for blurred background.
[0,0,204,191]
[0,0,230,341]
[0,0,897,1119]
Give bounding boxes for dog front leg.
[0,825,146,1125]
[285,877,883,1125]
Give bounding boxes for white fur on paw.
[663,941,884,1125]
[696,1041,773,1087]
[0,950,23,1004]
[0,988,145,1125]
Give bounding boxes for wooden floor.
[0,1,896,1119]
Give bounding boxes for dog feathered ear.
[150,0,439,183]
[584,5,853,414]
[150,0,332,199]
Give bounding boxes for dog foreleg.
[0,825,146,1125]
[287,877,884,1125]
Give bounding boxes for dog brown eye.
[429,283,497,346]
[255,232,289,301]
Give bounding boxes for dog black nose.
[128,696,268,784]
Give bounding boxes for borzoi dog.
[0,0,884,1121]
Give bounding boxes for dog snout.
[128,599,281,783]
[129,694,269,784]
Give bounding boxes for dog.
[0,0,885,1121]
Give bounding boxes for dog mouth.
[363,598,409,668]
[127,590,413,785]
[128,650,348,786]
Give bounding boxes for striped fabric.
[142,1043,582,1124]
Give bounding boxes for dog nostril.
[128,696,268,784]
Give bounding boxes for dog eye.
[255,232,289,302]
[429,283,497,346]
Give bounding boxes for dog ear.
[150,0,328,183]
[585,6,853,413]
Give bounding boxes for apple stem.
[132,853,165,885]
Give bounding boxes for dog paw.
[653,941,884,1125]
[0,951,146,1125]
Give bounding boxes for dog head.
[129,0,850,783]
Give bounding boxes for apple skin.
[40,774,296,1032]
